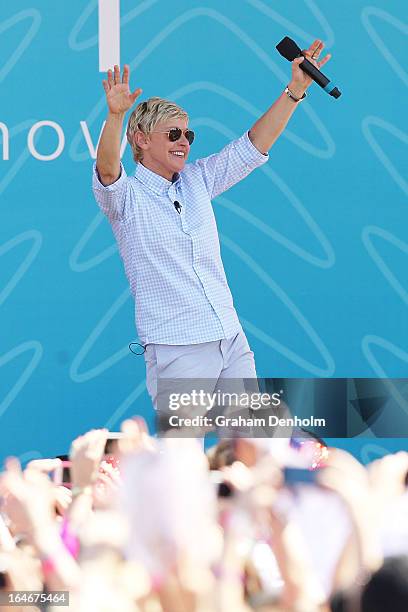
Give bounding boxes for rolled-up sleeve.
[194,131,268,199]
[92,162,128,221]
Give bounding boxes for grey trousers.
[144,330,257,409]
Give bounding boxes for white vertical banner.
[99,0,120,72]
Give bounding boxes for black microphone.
[276,36,341,99]
[174,201,182,214]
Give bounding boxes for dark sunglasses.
[151,127,195,145]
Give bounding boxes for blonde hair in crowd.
[126,97,189,162]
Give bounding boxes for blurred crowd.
[1,420,408,612]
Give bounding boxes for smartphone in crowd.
[53,458,72,488]
[104,432,124,469]
[53,432,124,486]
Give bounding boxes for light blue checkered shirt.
[92,131,268,345]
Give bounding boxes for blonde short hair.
[126,97,188,162]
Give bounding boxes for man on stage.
[92,40,330,409]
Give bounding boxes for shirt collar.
[134,162,179,195]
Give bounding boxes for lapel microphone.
[171,173,182,213]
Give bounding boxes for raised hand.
[102,64,142,115]
[290,39,331,97]
[368,451,408,508]
[70,428,108,490]
[92,459,121,510]
[0,457,56,538]
[118,416,156,455]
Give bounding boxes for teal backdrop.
[1,1,407,464]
